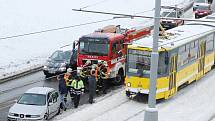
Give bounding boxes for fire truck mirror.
[118,50,123,57]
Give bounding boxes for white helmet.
[102,61,108,66]
[67,68,73,73]
[85,60,91,65]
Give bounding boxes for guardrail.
[0,65,43,84]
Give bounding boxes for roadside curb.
[0,65,43,84]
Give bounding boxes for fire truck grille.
[82,60,98,65]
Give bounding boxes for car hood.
[9,103,46,115]
[47,60,66,67]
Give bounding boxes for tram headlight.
[127,82,131,87]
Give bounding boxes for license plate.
[17,119,28,121]
[49,69,56,74]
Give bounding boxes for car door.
[48,91,59,117]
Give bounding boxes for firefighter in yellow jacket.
[70,76,84,108]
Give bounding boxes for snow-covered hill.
[0,0,192,78]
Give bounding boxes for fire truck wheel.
[114,70,124,85]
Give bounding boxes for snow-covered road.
[54,69,215,121]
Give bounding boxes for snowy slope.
[54,69,215,121]
[0,0,192,77]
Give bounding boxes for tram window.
[178,44,190,67]
[206,40,214,53]
[185,43,190,51]
[179,45,186,53]
[190,42,195,49]
[189,48,198,62]
[207,34,214,41]
[158,52,168,75]
[195,40,198,47]
[127,49,151,76]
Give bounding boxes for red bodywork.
[77,25,152,74]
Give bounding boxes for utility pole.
[144,0,161,120]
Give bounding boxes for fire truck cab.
[77,25,127,84]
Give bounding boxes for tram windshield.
[127,49,168,77]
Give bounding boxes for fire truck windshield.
[79,38,109,56]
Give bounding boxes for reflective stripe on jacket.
[64,73,70,86]
[71,79,84,90]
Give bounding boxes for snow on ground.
[0,0,191,78]
[53,69,215,121]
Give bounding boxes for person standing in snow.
[58,74,67,111]
[88,68,97,104]
[70,76,84,108]
[64,68,74,103]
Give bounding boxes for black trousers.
[74,94,81,108]
[101,79,108,94]
[89,92,94,104]
[64,86,75,102]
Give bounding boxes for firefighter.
[64,68,74,103]
[88,68,97,104]
[71,76,84,108]
[97,62,104,92]
[57,74,67,111]
[80,60,92,92]
[99,61,110,94]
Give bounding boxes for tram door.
[198,41,206,79]
[169,55,177,96]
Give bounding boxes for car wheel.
[56,106,61,115]
[126,91,131,98]
[43,71,51,78]
[44,113,49,120]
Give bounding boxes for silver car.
[7,87,61,121]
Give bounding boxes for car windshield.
[50,50,71,61]
[196,5,209,10]
[195,0,206,3]
[79,37,109,56]
[161,11,177,17]
[18,93,46,106]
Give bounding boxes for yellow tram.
[125,20,215,99]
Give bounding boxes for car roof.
[25,87,55,95]
[194,3,210,6]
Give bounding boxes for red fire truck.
[76,25,153,84]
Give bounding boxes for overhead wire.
[80,0,111,10]
[72,9,215,23]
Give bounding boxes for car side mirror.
[14,99,18,103]
[48,102,53,106]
